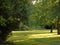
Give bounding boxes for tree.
[0,0,28,42]
[57,0,60,34]
[57,18,60,34]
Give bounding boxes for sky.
[32,0,36,5]
[32,0,42,5]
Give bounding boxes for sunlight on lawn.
[28,33,60,38]
[7,30,60,45]
[8,30,60,41]
[11,30,60,39]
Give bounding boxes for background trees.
[28,0,60,30]
[0,0,60,43]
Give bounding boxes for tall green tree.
[0,0,29,42]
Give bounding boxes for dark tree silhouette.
[0,0,28,42]
[57,18,60,34]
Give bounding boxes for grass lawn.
[6,30,60,45]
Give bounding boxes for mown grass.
[3,29,60,45]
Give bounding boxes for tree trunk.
[57,18,60,35]
[50,22,54,33]
[50,25,53,33]
[0,26,12,43]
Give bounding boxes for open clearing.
[7,30,60,45]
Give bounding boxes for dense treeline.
[28,0,60,29]
[0,0,60,43]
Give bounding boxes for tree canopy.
[28,0,60,29]
[0,0,29,42]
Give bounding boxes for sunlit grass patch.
[7,30,60,45]
[28,33,60,38]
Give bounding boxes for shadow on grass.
[0,41,15,45]
[14,37,60,45]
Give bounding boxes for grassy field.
[2,30,60,45]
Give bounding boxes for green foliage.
[0,16,7,26]
[0,0,29,42]
[28,0,60,29]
